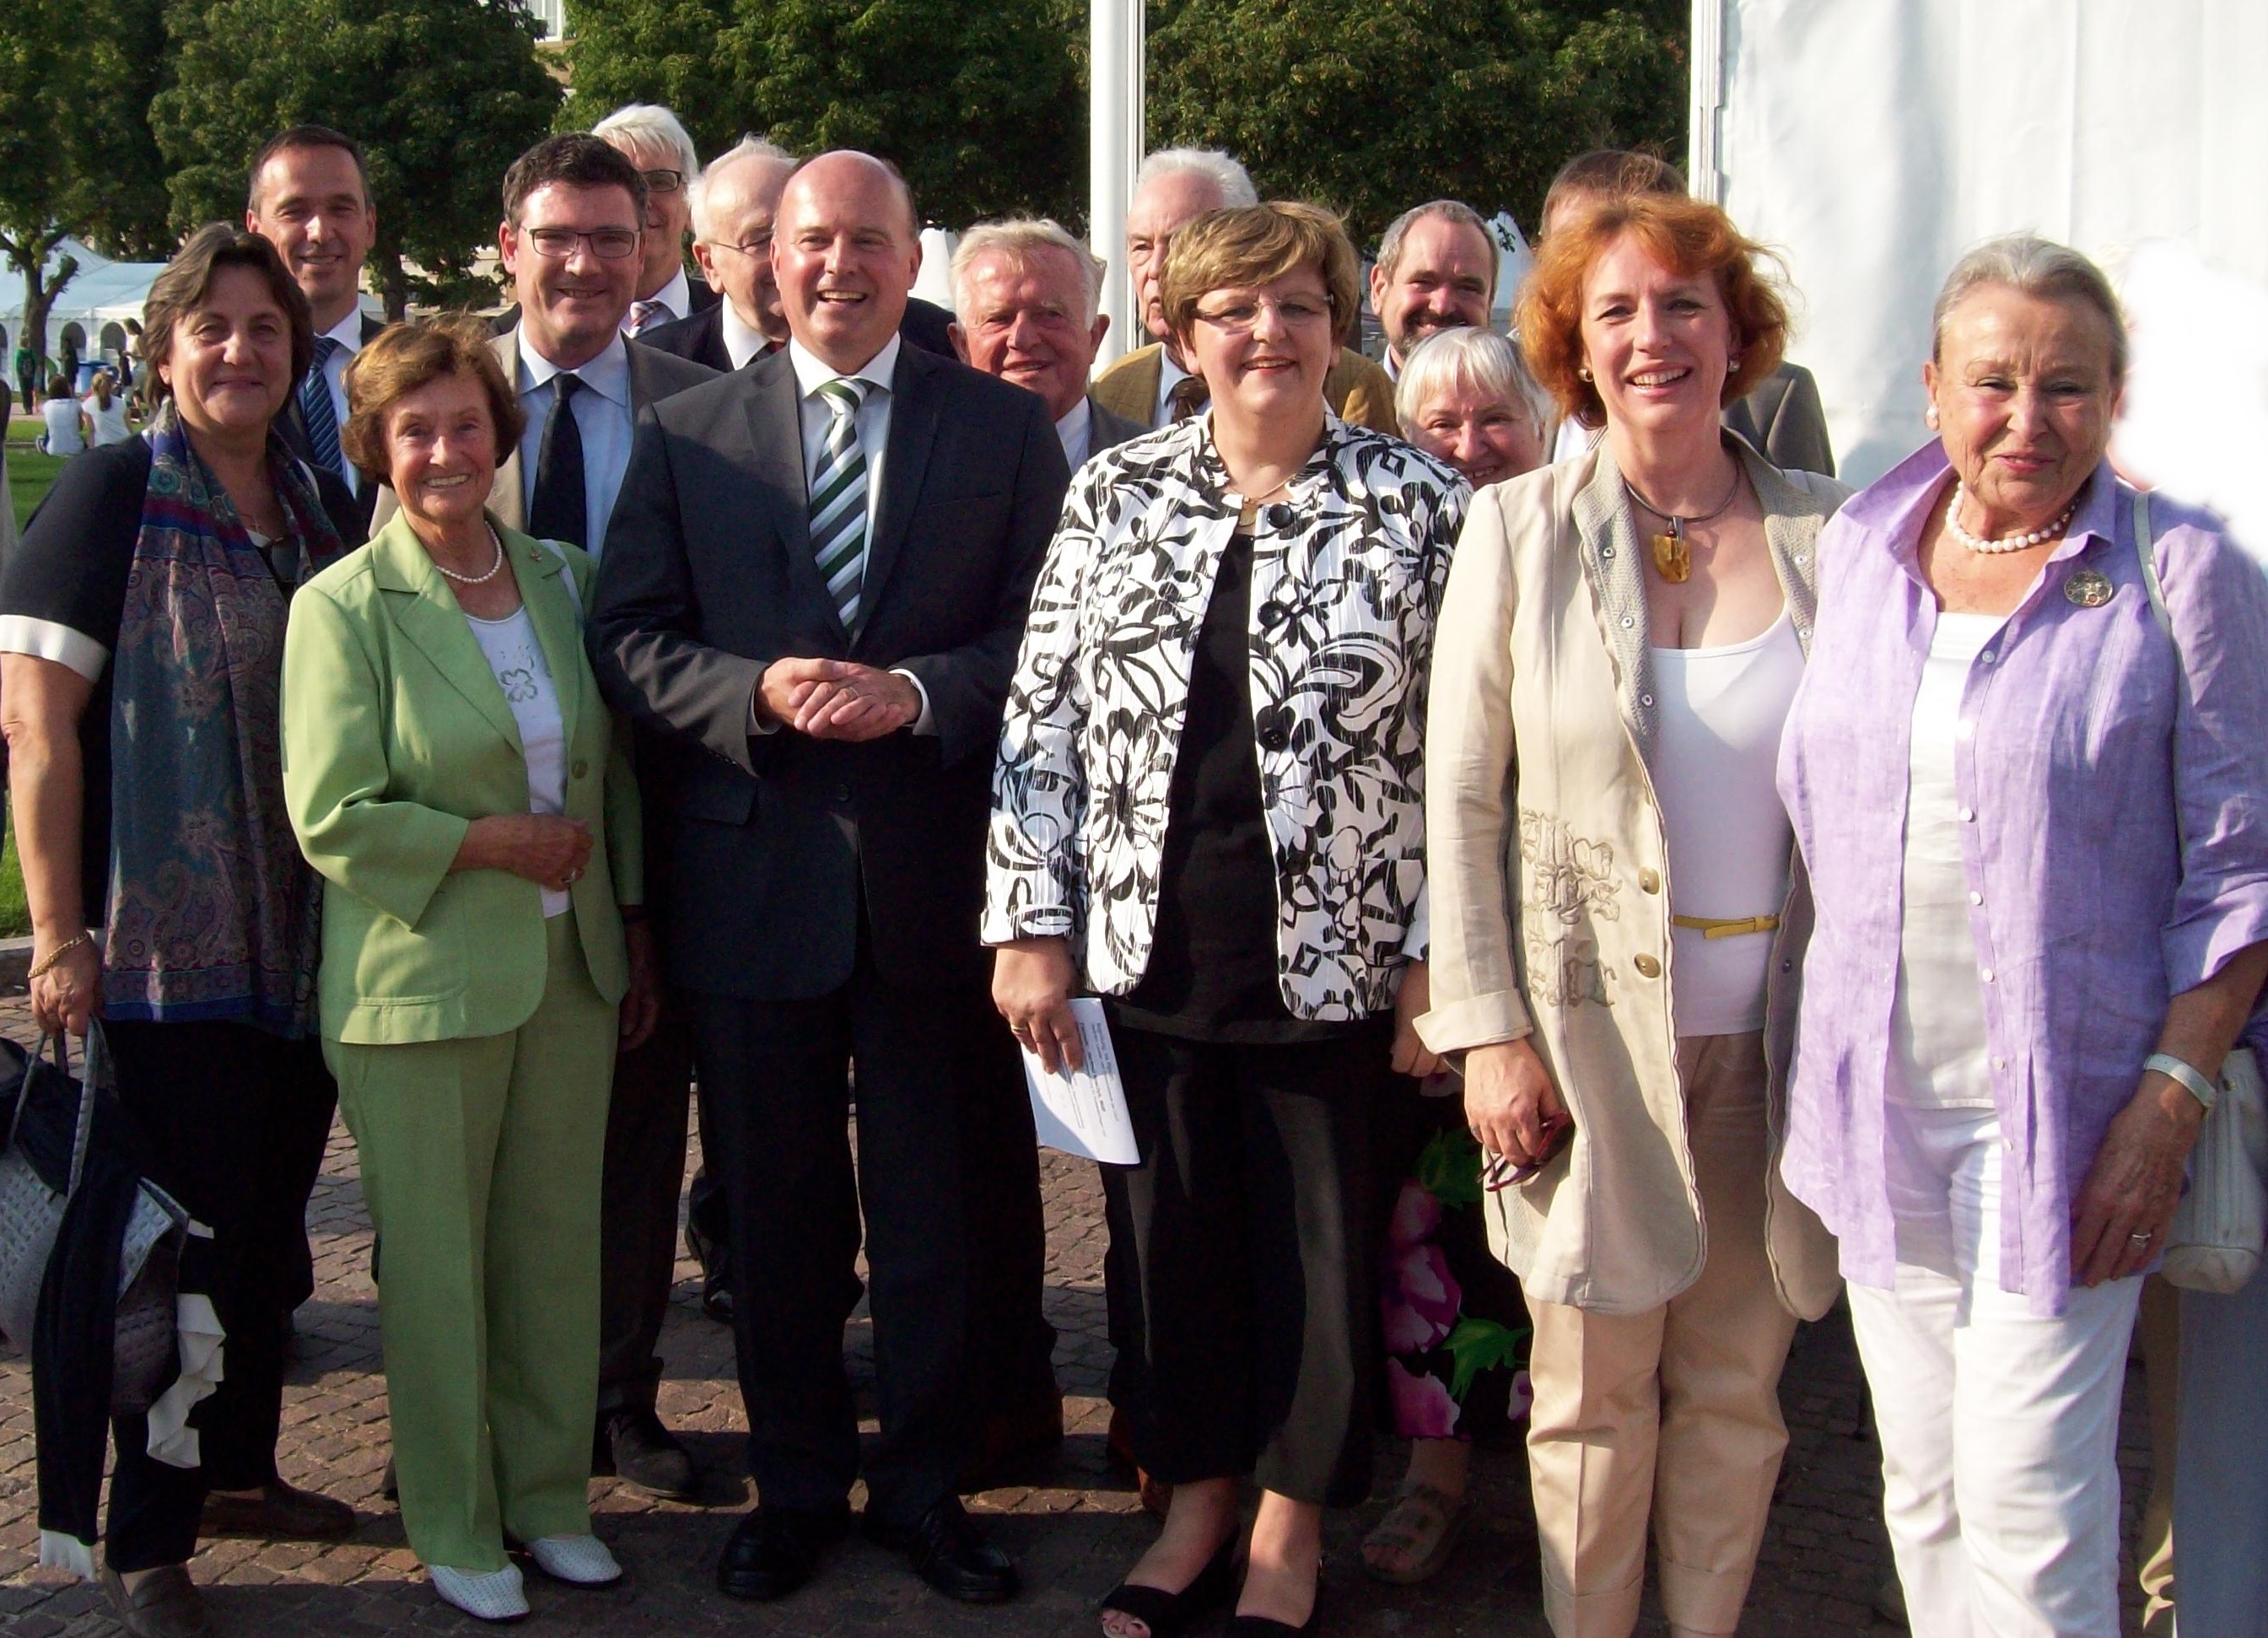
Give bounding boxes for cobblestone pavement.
[0,987,2156,1635]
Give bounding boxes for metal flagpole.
[1089,0,1144,369]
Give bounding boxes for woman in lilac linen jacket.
[1777,234,2268,1635]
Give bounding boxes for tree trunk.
[5,226,78,384]
[375,249,410,323]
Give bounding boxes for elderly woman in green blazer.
[280,318,656,1624]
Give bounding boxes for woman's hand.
[617,918,662,1051]
[1391,960,1446,1078]
[452,814,594,892]
[2070,1074,2207,1287]
[1464,1037,1567,1166]
[993,936,1083,1074]
[30,935,100,1038]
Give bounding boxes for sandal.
[1099,1537,1240,1638]
[1360,1481,1468,1586]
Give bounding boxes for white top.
[1649,608,1805,1037]
[1885,611,2001,1108]
[514,330,633,563]
[83,394,131,446]
[314,309,366,495]
[465,603,571,919]
[40,398,84,455]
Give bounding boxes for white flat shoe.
[428,1562,529,1622]
[525,1534,622,1587]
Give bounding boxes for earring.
[1728,353,1741,369]
[1925,405,1939,428]
[1577,365,1592,382]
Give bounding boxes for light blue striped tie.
[299,335,345,479]
[810,378,869,629]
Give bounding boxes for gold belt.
[1672,913,1781,940]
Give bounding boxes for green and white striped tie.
[810,378,869,629]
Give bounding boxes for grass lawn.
[2,422,60,934]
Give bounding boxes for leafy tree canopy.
[154,0,563,318]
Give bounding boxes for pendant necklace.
[1624,461,1746,585]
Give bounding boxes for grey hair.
[950,218,1107,329]
[1376,199,1497,302]
[1394,327,1553,440]
[1134,148,1258,209]
[1931,233,2128,384]
[593,103,700,178]
[689,135,797,243]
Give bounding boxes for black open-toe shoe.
[1098,1537,1241,1638]
[1227,1576,1322,1635]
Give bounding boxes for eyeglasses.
[524,227,641,261]
[708,233,773,259]
[641,169,686,195]
[1191,294,1333,333]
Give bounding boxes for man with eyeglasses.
[374,132,717,1508]
[591,103,718,335]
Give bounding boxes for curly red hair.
[1516,192,1789,430]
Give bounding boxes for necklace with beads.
[1624,460,1746,584]
[1944,481,2075,554]
[432,525,507,585]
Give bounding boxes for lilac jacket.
[1777,444,2268,1314]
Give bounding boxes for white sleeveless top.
[465,605,571,919]
[1884,611,2000,1108]
[1649,609,1805,1037]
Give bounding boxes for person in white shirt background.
[593,103,711,335]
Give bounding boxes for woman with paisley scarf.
[989,202,1467,1638]
[0,225,361,1638]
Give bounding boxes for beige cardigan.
[1418,439,1848,1319]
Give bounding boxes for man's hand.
[757,657,922,741]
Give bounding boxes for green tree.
[567,0,1085,228]
[1148,0,1685,245]
[0,0,171,375]
[153,0,563,320]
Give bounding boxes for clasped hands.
[758,656,920,741]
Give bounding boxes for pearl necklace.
[432,526,507,585]
[1945,482,2075,554]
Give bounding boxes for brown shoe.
[100,1565,215,1638]
[200,1478,355,1539]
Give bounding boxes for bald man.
[591,150,1069,1607]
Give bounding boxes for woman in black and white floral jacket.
[986,202,1468,1638]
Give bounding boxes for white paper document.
[1019,998,1139,1165]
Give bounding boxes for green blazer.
[282,512,641,1045]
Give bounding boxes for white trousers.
[1845,1107,2141,1638]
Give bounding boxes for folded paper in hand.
[1019,999,1139,1165]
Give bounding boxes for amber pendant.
[1651,528,1691,584]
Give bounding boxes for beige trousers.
[1525,1032,1798,1637]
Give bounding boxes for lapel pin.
[2063,569,2114,608]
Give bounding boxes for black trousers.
[957,1012,1058,1425]
[102,1019,336,1571]
[1103,1018,1385,1508]
[692,939,986,1530]
[595,994,696,1415]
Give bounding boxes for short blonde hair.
[1394,328,1549,439]
[341,316,525,490]
[950,218,1106,328]
[1160,202,1361,350]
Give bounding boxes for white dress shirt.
[315,308,366,496]
[720,299,773,370]
[1055,397,1093,469]
[757,331,931,735]
[1152,348,1193,429]
[514,329,634,563]
[624,267,693,333]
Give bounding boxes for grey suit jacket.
[1088,395,1147,455]
[1723,361,1835,478]
[372,330,717,535]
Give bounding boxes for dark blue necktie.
[299,336,345,479]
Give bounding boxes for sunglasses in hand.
[1481,1111,1575,1191]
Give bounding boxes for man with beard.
[1370,199,1497,378]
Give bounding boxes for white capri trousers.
[1845,1107,2141,1638]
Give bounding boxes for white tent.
[0,238,168,372]
[1690,0,2268,487]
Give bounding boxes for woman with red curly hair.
[1415,191,1847,1638]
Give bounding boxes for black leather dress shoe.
[716,1506,850,1600]
[594,1406,698,1501]
[867,1498,1019,1603]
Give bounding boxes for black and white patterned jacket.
[984,414,1470,1020]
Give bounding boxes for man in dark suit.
[247,125,386,533]
[590,150,1068,1606]
[638,138,960,374]
[592,103,721,336]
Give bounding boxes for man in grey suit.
[948,218,1145,468]
[590,151,1068,1605]
[379,134,719,1502]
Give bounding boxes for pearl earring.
[1926,405,1939,428]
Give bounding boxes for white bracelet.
[2144,1051,2220,1113]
